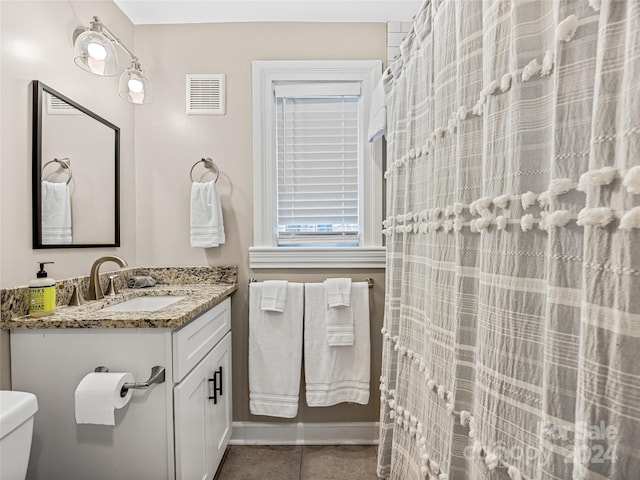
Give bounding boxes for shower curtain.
[377,1,640,479]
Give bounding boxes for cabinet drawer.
[172,297,230,382]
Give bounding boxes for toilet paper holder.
[94,365,165,396]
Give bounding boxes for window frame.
[250,60,384,269]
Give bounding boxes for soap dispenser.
[29,262,56,317]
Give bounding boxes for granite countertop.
[1,266,237,330]
[3,283,236,329]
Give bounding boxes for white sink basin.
[101,295,185,312]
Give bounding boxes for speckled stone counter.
[1,266,237,329]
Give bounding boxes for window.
[275,83,360,247]
[251,60,384,268]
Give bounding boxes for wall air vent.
[186,74,226,115]
[47,94,81,115]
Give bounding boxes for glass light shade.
[73,29,119,76]
[118,66,152,104]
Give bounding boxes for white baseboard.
[230,421,379,445]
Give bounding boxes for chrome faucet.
[86,256,128,300]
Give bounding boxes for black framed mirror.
[32,80,120,248]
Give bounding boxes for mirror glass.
[32,81,120,248]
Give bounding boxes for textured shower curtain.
[377,1,640,479]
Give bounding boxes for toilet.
[0,391,38,480]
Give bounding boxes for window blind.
[274,83,361,247]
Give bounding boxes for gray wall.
[1,9,387,423]
[0,0,136,389]
[133,22,387,423]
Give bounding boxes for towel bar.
[248,278,374,288]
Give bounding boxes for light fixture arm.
[88,16,138,64]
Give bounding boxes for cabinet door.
[174,348,216,480]
[174,331,232,480]
[210,332,232,471]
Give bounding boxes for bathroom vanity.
[4,266,237,480]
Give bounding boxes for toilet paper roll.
[74,372,134,425]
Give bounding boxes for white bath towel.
[249,282,303,418]
[190,181,225,248]
[367,75,387,142]
[41,180,72,244]
[304,282,370,406]
[261,280,288,312]
[324,278,354,346]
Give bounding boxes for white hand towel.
[261,280,288,312]
[304,282,370,407]
[324,278,352,307]
[367,75,387,142]
[41,180,72,244]
[190,181,225,248]
[249,282,303,418]
[324,278,354,346]
[326,306,354,346]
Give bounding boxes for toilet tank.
[0,391,38,480]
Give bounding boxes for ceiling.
[113,0,422,25]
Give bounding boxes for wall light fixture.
[73,16,152,104]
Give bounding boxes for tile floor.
[214,445,378,479]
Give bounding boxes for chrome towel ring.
[190,157,219,183]
[42,157,72,185]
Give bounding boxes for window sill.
[249,247,386,269]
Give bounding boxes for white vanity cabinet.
[173,300,232,480]
[10,296,232,480]
[174,332,232,480]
